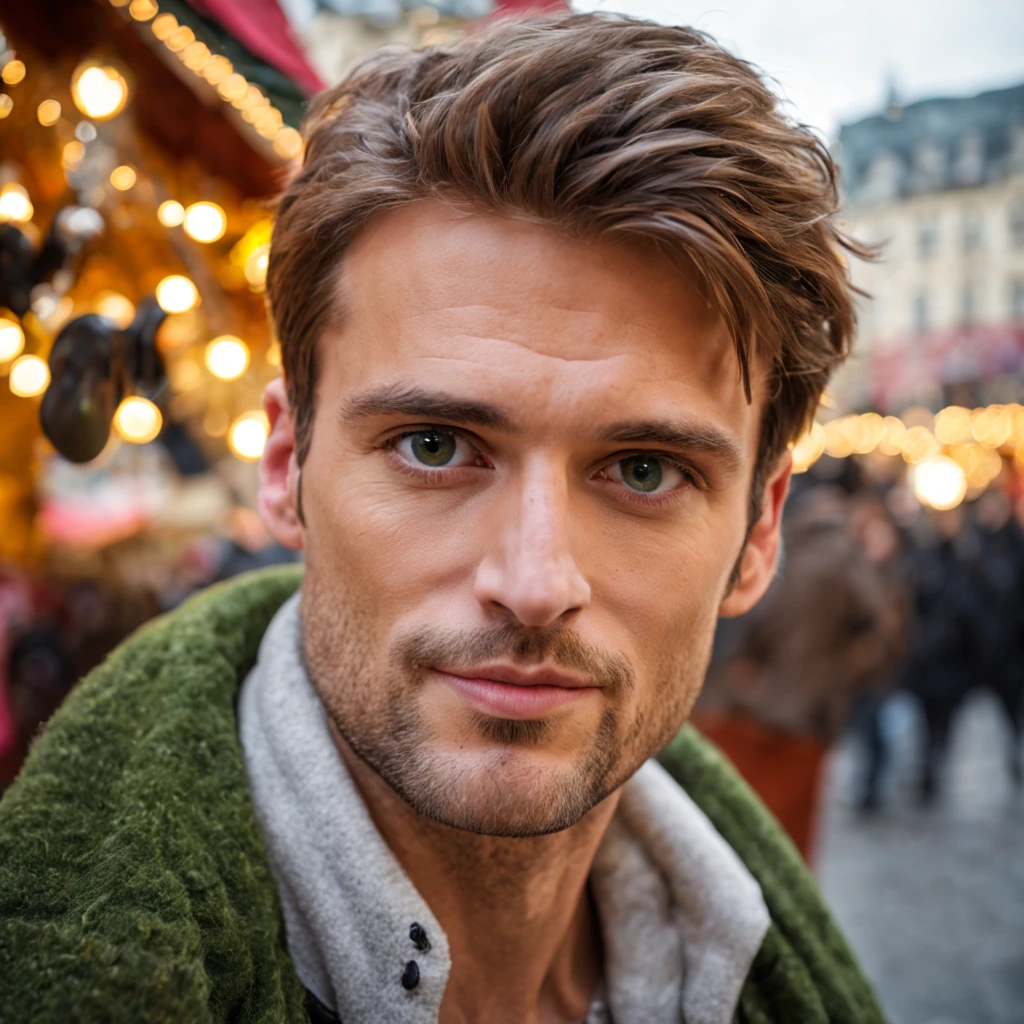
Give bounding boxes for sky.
[569,0,1024,139]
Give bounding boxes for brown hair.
[268,12,864,510]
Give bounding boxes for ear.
[718,452,792,618]
[257,377,304,550]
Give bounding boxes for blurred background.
[0,2,1022,1021]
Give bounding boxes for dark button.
[409,922,430,952]
[401,960,420,991]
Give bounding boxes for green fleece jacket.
[0,567,885,1023]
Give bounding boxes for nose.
[473,460,591,628]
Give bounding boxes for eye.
[607,455,686,495]
[393,428,482,470]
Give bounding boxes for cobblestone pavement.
[816,691,1024,1024]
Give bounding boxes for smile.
[433,667,600,719]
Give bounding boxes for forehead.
[323,200,761,449]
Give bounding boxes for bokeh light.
[911,455,968,511]
[2,60,26,86]
[114,396,163,443]
[790,421,826,473]
[228,411,269,461]
[37,99,61,126]
[155,275,199,313]
[94,291,136,329]
[71,63,129,121]
[110,165,137,191]
[9,354,50,398]
[0,184,34,224]
[0,317,26,362]
[183,202,226,243]
[205,335,250,381]
[157,200,185,227]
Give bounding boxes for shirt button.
[401,960,420,991]
[409,922,430,952]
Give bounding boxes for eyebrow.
[599,420,745,476]
[340,383,521,434]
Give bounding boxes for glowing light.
[62,140,85,168]
[0,184,33,224]
[934,406,971,445]
[852,412,885,454]
[900,426,940,465]
[217,74,248,103]
[0,317,26,362]
[9,354,50,397]
[228,411,269,461]
[128,0,159,21]
[823,418,854,459]
[205,335,250,380]
[157,199,185,226]
[790,421,826,473]
[245,244,269,290]
[37,99,61,126]
[2,60,26,86]
[110,164,137,190]
[151,13,177,39]
[166,26,195,53]
[71,63,129,120]
[181,42,211,72]
[877,416,907,456]
[183,201,226,243]
[971,406,1011,448]
[155,275,199,313]
[273,127,303,160]
[114,396,162,443]
[0,95,12,119]
[94,291,136,328]
[911,455,967,511]
[203,408,229,437]
[202,56,232,86]
[266,341,281,367]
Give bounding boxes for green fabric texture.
[0,566,885,1023]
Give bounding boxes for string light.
[114,396,163,443]
[151,13,177,39]
[157,199,185,226]
[911,455,967,511]
[71,63,129,120]
[9,354,50,398]
[0,184,33,224]
[128,0,159,21]
[228,411,269,461]
[166,26,195,53]
[0,95,12,119]
[181,42,211,73]
[37,100,61,126]
[1,60,26,86]
[183,202,226,243]
[790,421,826,473]
[202,55,232,86]
[110,165,137,190]
[155,275,199,313]
[0,317,26,362]
[273,128,303,160]
[205,335,250,380]
[217,74,247,103]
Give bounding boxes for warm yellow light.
[245,244,269,290]
[202,55,233,86]
[114,396,163,443]
[129,0,159,21]
[37,99,61,126]
[266,341,281,368]
[971,406,1011,448]
[205,335,250,380]
[273,127,303,160]
[166,26,195,53]
[110,164,137,190]
[94,291,136,328]
[9,354,50,398]
[237,85,267,111]
[790,421,826,473]
[157,199,185,226]
[217,73,248,103]
[183,201,226,243]
[156,275,199,313]
[2,60,26,86]
[228,411,269,461]
[877,416,907,457]
[901,426,940,464]
[71,63,129,120]
[62,140,85,167]
[912,455,967,511]
[181,42,211,72]
[255,108,284,139]
[851,412,885,454]
[0,95,12,119]
[822,417,854,459]
[0,317,26,362]
[0,184,33,224]
[934,406,971,445]
[151,13,178,39]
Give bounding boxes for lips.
[433,665,599,719]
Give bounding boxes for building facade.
[834,83,1024,413]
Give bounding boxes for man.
[0,14,883,1023]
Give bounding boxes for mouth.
[432,664,600,719]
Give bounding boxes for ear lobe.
[718,453,792,619]
[257,377,304,550]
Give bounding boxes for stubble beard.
[301,573,711,838]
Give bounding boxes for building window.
[917,223,938,260]
[914,292,930,333]
[1011,203,1024,250]
[1012,279,1024,323]
[962,210,983,253]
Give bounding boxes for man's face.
[263,200,789,837]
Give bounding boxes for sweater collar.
[238,592,769,1024]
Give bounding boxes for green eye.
[409,429,458,467]
[619,455,664,493]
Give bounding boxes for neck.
[331,724,617,1024]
